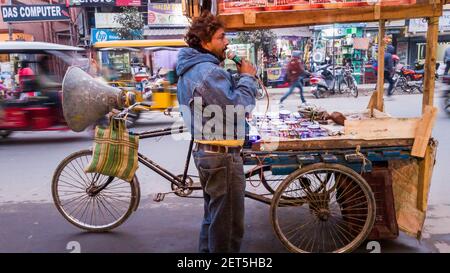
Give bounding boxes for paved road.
[0,85,449,253]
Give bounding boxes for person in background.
[280,50,309,105]
[444,46,450,76]
[384,45,395,98]
[18,60,36,99]
[0,78,10,99]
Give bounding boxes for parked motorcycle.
[401,61,439,82]
[392,65,423,94]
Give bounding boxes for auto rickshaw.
[0,41,86,138]
[92,40,187,123]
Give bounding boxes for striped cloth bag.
[85,118,139,182]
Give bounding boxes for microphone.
[227,51,242,65]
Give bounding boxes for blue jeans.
[193,149,245,253]
[384,70,395,96]
[280,76,306,103]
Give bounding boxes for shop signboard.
[67,0,116,7]
[95,13,123,28]
[409,11,450,33]
[91,28,121,44]
[116,0,141,6]
[365,20,405,28]
[1,5,70,22]
[0,33,34,42]
[147,3,189,26]
[266,67,284,84]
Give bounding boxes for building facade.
[0,0,79,45]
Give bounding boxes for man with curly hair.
[177,11,257,253]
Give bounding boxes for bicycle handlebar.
[114,101,153,120]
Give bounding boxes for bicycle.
[338,65,358,98]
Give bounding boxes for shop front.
[363,20,407,83]
[313,23,368,84]
[263,28,311,88]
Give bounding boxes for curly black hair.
[185,11,225,49]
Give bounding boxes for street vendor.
[176,11,258,253]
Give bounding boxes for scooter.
[309,64,342,99]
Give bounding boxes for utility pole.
[8,0,13,41]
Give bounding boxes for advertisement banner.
[91,28,121,44]
[1,5,70,22]
[67,0,116,7]
[147,3,189,26]
[95,13,122,28]
[116,0,141,6]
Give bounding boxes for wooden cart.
[182,0,444,253]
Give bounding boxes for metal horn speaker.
[62,66,126,132]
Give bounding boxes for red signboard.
[116,0,141,6]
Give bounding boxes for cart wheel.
[270,163,375,253]
[245,165,286,194]
[52,149,139,232]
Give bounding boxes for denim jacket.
[176,47,257,141]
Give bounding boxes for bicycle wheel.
[52,149,139,232]
[394,76,407,94]
[270,163,376,253]
[349,78,358,98]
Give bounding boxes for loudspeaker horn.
[62,66,126,132]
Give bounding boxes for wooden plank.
[417,138,437,211]
[193,0,200,17]
[252,138,414,152]
[219,4,443,30]
[374,3,381,20]
[244,10,256,25]
[377,20,386,112]
[411,106,438,157]
[422,17,439,112]
[366,91,378,117]
[344,118,420,140]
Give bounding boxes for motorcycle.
[392,64,423,94]
[401,61,439,82]
[392,62,440,94]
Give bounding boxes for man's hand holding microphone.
[227,51,257,78]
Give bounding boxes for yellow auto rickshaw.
[92,39,187,118]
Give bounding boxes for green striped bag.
[85,118,139,182]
